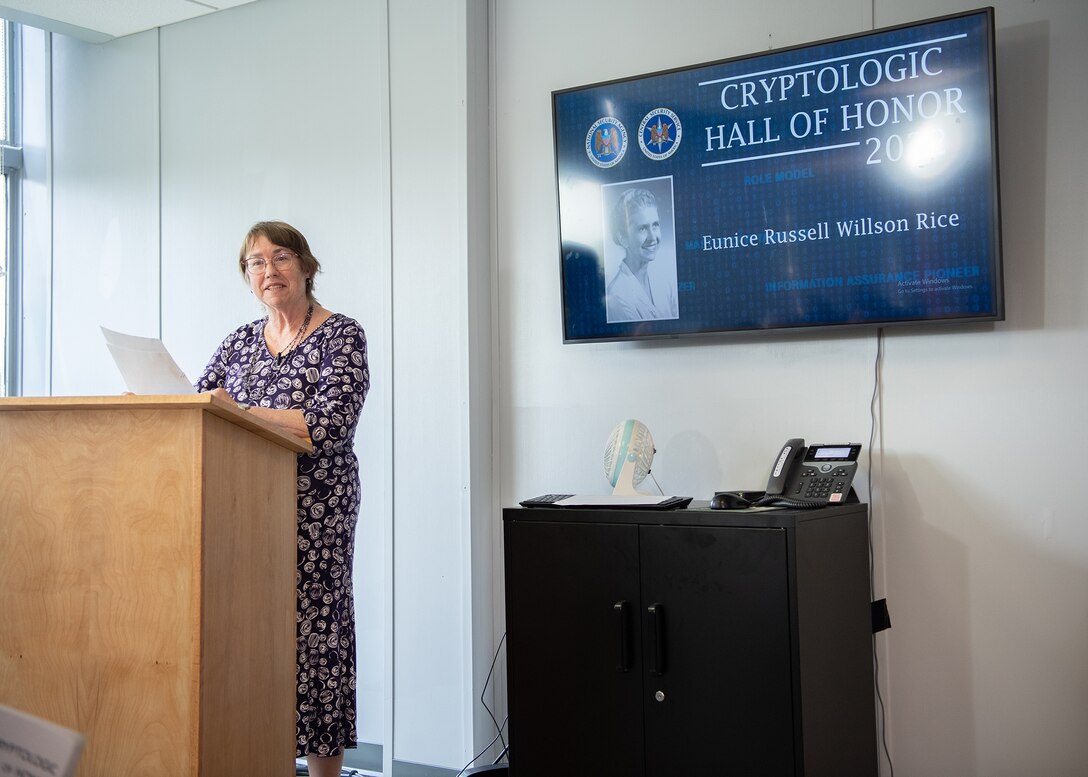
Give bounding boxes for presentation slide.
[553,9,1002,343]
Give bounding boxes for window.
[0,21,7,394]
[0,19,20,396]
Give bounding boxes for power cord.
[480,632,507,752]
[454,716,508,777]
[452,632,510,776]
[868,328,894,777]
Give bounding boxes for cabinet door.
[505,520,644,777]
[640,525,795,776]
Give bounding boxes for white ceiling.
[0,0,262,42]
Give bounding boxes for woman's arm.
[301,319,369,453]
[247,405,310,441]
[207,386,311,443]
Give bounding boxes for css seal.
[586,117,627,168]
[638,108,681,161]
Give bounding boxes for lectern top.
[0,393,312,453]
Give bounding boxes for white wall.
[387,0,493,768]
[874,2,1088,774]
[50,28,159,394]
[494,1,1088,776]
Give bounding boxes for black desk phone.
[711,438,862,509]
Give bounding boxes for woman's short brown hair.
[238,220,322,302]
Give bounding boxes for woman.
[197,221,369,777]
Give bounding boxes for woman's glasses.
[244,250,297,274]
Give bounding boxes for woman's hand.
[207,387,234,403]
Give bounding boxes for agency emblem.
[638,108,682,161]
[586,117,628,168]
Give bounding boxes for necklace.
[274,303,314,366]
[242,303,314,403]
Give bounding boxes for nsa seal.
[638,108,681,161]
[586,117,627,168]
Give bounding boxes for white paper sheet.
[555,495,679,506]
[0,704,85,777]
[101,326,195,395]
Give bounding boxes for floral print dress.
[197,312,369,758]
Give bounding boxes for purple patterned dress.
[196,312,369,758]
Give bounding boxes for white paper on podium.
[101,326,195,395]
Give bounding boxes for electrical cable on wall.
[868,327,894,777]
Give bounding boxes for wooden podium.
[0,395,310,777]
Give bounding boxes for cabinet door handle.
[614,600,630,672]
[647,603,665,676]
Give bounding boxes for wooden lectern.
[0,395,310,777]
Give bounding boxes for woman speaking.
[197,220,369,777]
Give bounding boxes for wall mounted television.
[553,7,1003,343]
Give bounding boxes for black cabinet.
[503,504,877,776]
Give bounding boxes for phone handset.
[765,438,805,496]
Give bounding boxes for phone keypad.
[799,467,851,500]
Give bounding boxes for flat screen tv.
[553,7,1003,343]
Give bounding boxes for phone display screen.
[806,444,861,462]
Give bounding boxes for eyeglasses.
[244,250,297,274]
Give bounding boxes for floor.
[294,760,380,777]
